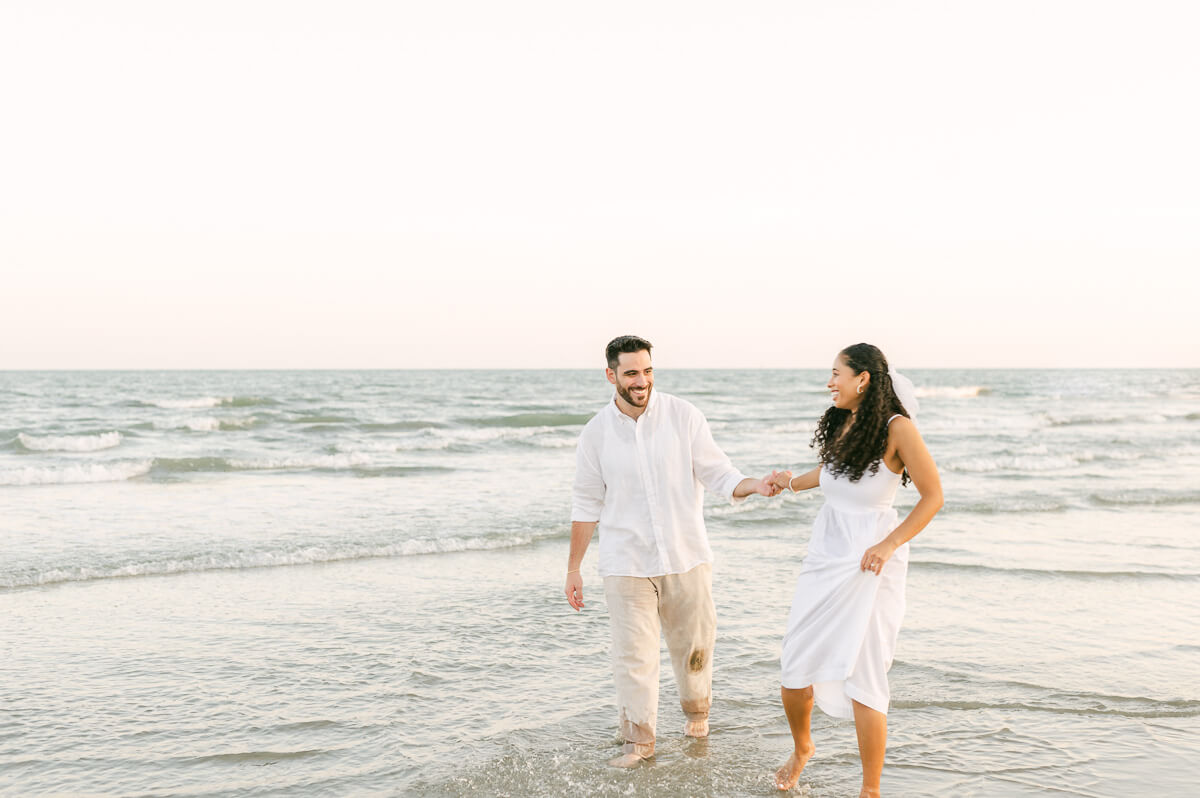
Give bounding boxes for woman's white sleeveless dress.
[780,447,908,718]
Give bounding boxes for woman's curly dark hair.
[811,343,911,486]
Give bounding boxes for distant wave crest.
[136,396,278,410]
[152,454,447,477]
[226,453,375,470]
[374,425,579,452]
[17,431,123,452]
[151,396,227,409]
[947,497,1070,514]
[1044,411,1200,427]
[358,420,446,432]
[468,412,594,428]
[1091,489,1200,508]
[913,559,1198,581]
[0,454,452,486]
[914,386,988,398]
[945,449,1142,473]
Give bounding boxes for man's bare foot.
[607,751,652,768]
[773,743,815,790]
[683,718,709,738]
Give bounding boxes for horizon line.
[1,366,1194,372]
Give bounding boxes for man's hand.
[734,475,781,498]
[564,570,585,611]
[752,476,780,497]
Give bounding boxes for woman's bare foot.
[773,742,815,790]
[857,788,881,798]
[683,718,709,738]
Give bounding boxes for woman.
[770,344,943,796]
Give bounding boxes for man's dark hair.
[605,335,653,369]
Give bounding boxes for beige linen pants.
[603,563,716,755]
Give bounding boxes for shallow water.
[2,369,1198,796]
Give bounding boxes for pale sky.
[2,1,1197,369]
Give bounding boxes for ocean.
[1,368,1197,797]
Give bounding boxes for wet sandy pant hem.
[604,563,715,749]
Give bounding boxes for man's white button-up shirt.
[571,390,747,578]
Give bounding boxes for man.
[564,334,778,767]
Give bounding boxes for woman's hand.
[769,470,793,493]
[860,538,898,575]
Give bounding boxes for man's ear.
[606,368,616,386]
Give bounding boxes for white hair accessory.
[889,368,919,425]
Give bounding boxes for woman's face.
[827,354,867,411]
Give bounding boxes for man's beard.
[617,383,650,407]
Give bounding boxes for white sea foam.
[0,460,152,486]
[18,431,123,452]
[227,453,374,470]
[949,454,1085,473]
[915,386,987,398]
[530,436,576,448]
[1092,489,1200,507]
[949,497,1071,513]
[1045,413,1128,426]
[0,532,558,588]
[153,397,229,409]
[1046,412,1176,427]
[947,449,1145,473]
[154,415,259,432]
[375,425,572,452]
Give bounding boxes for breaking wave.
[0,460,152,486]
[0,530,563,589]
[17,431,123,452]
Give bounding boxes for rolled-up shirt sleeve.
[571,427,606,522]
[690,412,747,503]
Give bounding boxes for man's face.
[607,350,653,408]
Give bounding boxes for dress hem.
[780,665,851,691]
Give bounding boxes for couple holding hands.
[564,335,943,796]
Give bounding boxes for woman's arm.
[788,465,821,493]
[861,417,943,572]
[768,465,821,493]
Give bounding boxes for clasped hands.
[751,470,794,497]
